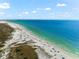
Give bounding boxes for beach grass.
[0,23,14,43]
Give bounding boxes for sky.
[0,0,79,19]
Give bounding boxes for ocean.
[9,20,79,56]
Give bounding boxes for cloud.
[0,2,10,9]
[56,3,67,7]
[19,7,52,17]
[36,8,52,11]
[23,11,29,15]
[18,11,29,16]
[72,8,79,12]
[36,8,41,10]
[0,12,5,15]
[32,10,37,14]
[45,8,51,11]
[57,12,71,17]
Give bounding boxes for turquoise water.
[9,20,79,56]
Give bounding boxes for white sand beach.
[0,21,77,59]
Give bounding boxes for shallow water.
[9,20,79,56]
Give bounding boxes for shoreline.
[26,30,77,59]
[0,21,78,59]
[11,21,75,59]
[19,22,78,59]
